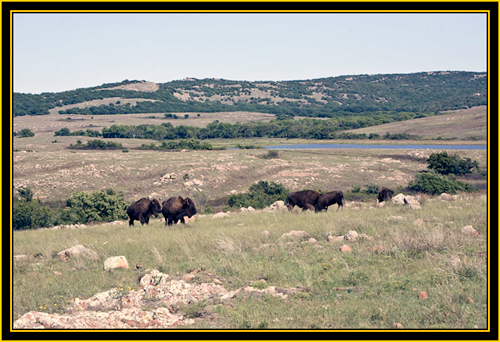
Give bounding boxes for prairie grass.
[13,194,488,329]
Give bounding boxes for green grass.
[13,194,488,329]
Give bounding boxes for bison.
[127,198,162,226]
[377,187,394,203]
[315,191,344,212]
[162,196,197,226]
[286,190,320,211]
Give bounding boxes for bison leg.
[304,203,315,211]
[129,218,134,226]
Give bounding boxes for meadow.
[13,194,488,329]
[11,107,490,331]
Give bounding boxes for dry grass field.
[12,106,488,206]
[346,106,488,141]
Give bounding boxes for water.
[264,143,487,150]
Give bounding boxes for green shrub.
[427,152,479,175]
[68,139,123,150]
[16,128,35,138]
[65,189,128,224]
[228,181,289,209]
[408,171,475,195]
[259,150,279,159]
[364,183,380,194]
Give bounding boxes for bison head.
[150,199,162,218]
[182,197,197,218]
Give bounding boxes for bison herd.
[127,187,394,227]
[127,196,197,227]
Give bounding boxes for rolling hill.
[14,71,487,118]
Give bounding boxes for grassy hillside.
[13,193,488,329]
[346,106,487,141]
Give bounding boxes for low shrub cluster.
[408,171,476,195]
[13,187,128,230]
[68,139,123,150]
[228,181,289,209]
[427,152,480,175]
[136,139,215,151]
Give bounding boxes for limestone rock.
[57,245,98,261]
[104,256,129,270]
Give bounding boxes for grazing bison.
[286,190,320,211]
[162,196,197,226]
[127,198,162,226]
[315,191,344,212]
[377,187,394,203]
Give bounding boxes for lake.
[264,143,487,150]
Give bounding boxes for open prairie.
[346,106,488,141]
[11,107,490,331]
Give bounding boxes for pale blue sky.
[13,12,487,94]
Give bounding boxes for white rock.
[104,256,129,270]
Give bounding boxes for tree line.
[89,117,418,141]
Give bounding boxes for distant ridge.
[14,71,487,118]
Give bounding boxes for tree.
[17,128,35,138]
[427,152,479,175]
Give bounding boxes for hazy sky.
[13,12,487,94]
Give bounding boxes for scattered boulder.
[280,230,310,242]
[339,245,352,253]
[14,255,29,262]
[388,216,406,222]
[57,245,98,262]
[104,256,129,270]
[212,212,229,219]
[13,269,303,329]
[327,235,345,243]
[266,200,287,211]
[437,193,452,201]
[461,225,479,236]
[392,193,421,208]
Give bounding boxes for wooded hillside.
[14,71,487,118]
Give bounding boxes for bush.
[427,152,479,175]
[228,181,289,209]
[16,128,35,138]
[65,189,128,224]
[259,150,279,159]
[408,171,476,195]
[13,187,61,230]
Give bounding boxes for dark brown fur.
[162,196,197,226]
[377,187,394,203]
[315,191,344,212]
[286,190,320,211]
[127,198,162,226]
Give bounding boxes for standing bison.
[315,191,344,212]
[377,187,394,203]
[286,190,320,211]
[127,198,162,226]
[162,196,197,226]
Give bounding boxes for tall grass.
[12,194,488,329]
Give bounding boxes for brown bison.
[286,190,320,211]
[127,198,162,226]
[162,196,197,226]
[315,191,344,212]
[377,187,394,203]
